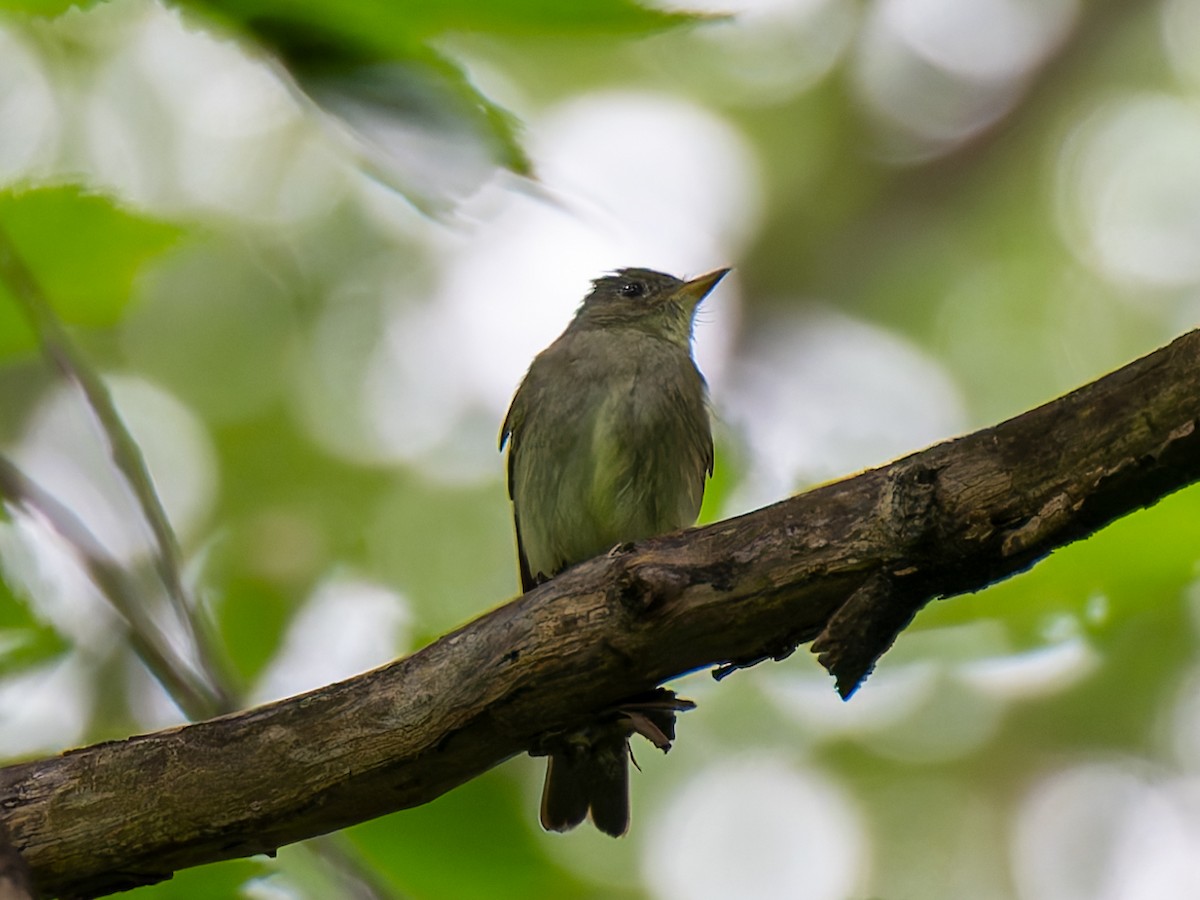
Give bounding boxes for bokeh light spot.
[1057,93,1200,288]
[645,756,867,900]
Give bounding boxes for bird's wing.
[513,508,538,593]
[501,391,540,593]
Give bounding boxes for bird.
[500,266,728,836]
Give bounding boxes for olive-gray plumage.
[500,266,726,836]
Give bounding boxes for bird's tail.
[537,688,695,837]
[540,733,631,837]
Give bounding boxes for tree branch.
[5,329,1200,898]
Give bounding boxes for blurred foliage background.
[2,0,1200,897]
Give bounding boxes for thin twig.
[0,224,233,712]
[0,221,397,896]
[0,455,223,720]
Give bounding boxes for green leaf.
[0,568,70,676]
[213,575,290,688]
[0,186,183,360]
[299,46,534,185]
[0,0,96,16]
[189,0,699,46]
[172,0,705,202]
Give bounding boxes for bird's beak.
[675,267,730,310]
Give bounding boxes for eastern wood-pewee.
[500,266,728,836]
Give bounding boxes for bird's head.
[571,267,729,346]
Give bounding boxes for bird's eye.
[620,281,645,298]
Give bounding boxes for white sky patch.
[854,0,1076,157]
[1013,764,1200,900]
[958,637,1100,699]
[0,515,122,651]
[1056,93,1200,289]
[11,377,217,565]
[762,661,939,736]
[645,756,867,900]
[0,25,58,184]
[0,652,95,756]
